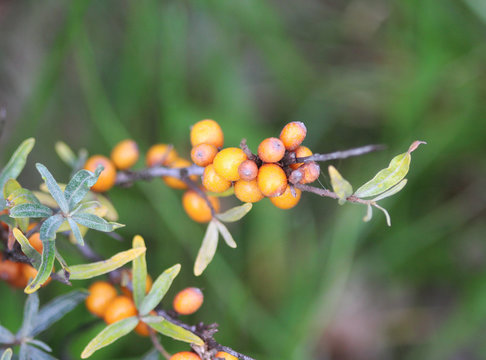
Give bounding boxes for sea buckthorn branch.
[295,183,371,205]
[115,164,204,187]
[293,144,386,164]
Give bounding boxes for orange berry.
[290,146,313,170]
[173,287,204,315]
[289,162,320,184]
[213,148,248,181]
[20,264,51,288]
[257,164,287,198]
[190,119,224,148]
[238,160,258,181]
[279,121,307,151]
[215,352,238,360]
[111,139,139,170]
[86,281,118,317]
[146,144,178,167]
[170,352,201,360]
[234,180,264,203]
[103,296,137,325]
[270,185,301,209]
[84,155,117,192]
[182,190,220,223]
[0,255,22,286]
[28,233,43,254]
[121,272,153,298]
[191,144,218,167]
[134,310,156,336]
[257,137,285,163]
[202,164,231,193]
[163,158,198,190]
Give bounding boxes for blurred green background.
[1,0,486,359]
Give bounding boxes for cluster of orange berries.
[170,351,237,360]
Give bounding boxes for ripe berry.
[215,352,238,360]
[290,146,313,170]
[258,137,285,163]
[270,185,301,209]
[182,191,220,223]
[163,158,198,190]
[173,287,204,315]
[86,281,118,317]
[28,232,43,254]
[213,148,248,181]
[146,144,178,167]
[257,163,287,197]
[234,180,264,203]
[103,296,137,325]
[0,255,21,286]
[190,119,224,148]
[279,121,307,151]
[20,264,51,288]
[238,160,258,181]
[291,161,320,184]
[84,155,117,192]
[110,139,139,170]
[191,144,218,167]
[170,352,201,360]
[202,164,231,193]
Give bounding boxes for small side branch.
[115,165,205,186]
[295,144,385,163]
[295,183,371,206]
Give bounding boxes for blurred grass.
[1,0,486,359]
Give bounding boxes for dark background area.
[1,0,486,359]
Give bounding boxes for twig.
[239,139,258,161]
[295,183,371,206]
[115,165,204,186]
[149,328,171,360]
[183,178,216,217]
[295,144,386,164]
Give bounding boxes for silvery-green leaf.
[55,141,77,168]
[216,203,252,223]
[143,315,204,345]
[68,217,84,246]
[0,138,35,192]
[81,317,138,359]
[139,264,181,315]
[9,203,52,218]
[194,220,218,276]
[371,179,408,202]
[0,348,12,360]
[19,343,29,360]
[36,163,69,213]
[13,228,41,268]
[354,141,426,198]
[19,292,39,337]
[26,339,51,353]
[0,325,15,344]
[70,201,101,216]
[132,235,147,309]
[64,168,102,210]
[374,204,391,227]
[71,212,124,232]
[24,345,56,360]
[215,220,237,248]
[363,204,373,223]
[328,165,353,205]
[24,239,55,294]
[32,290,88,336]
[40,214,64,241]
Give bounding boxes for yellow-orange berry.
[190,119,224,148]
[215,352,238,360]
[289,162,320,184]
[234,180,264,203]
[279,121,307,151]
[20,264,51,288]
[191,144,218,167]
[103,296,137,325]
[258,137,285,163]
[173,287,204,315]
[86,281,118,317]
[28,233,43,254]
[290,146,313,170]
[163,158,198,190]
[0,254,22,286]
[170,352,201,360]
[202,164,231,193]
[238,160,258,181]
[270,185,301,209]
[146,144,178,167]
[182,191,220,223]
[257,164,287,197]
[213,148,247,181]
[84,155,117,192]
[110,139,139,170]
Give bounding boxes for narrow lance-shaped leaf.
[24,239,55,294]
[132,235,147,309]
[64,167,102,210]
[143,315,204,345]
[39,214,65,241]
[25,339,52,353]
[71,212,124,232]
[194,220,219,276]
[354,140,426,198]
[55,141,77,168]
[0,138,35,192]
[363,204,373,223]
[374,203,391,226]
[7,188,41,207]
[0,325,15,344]
[328,166,353,205]
[70,201,102,215]
[13,228,41,268]
[19,292,39,337]
[214,220,237,248]
[66,247,146,280]
[9,203,52,218]
[139,264,181,315]
[36,163,69,213]
[81,317,138,359]
[68,217,84,246]
[19,343,29,360]
[216,203,252,223]
[1,348,13,360]
[372,179,408,202]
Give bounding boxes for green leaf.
[32,290,88,336]
[139,264,181,315]
[19,343,28,360]
[36,163,69,213]
[81,317,138,359]
[68,217,84,246]
[24,239,55,294]
[363,204,373,223]
[216,203,252,223]
[143,315,204,345]
[9,203,52,218]
[371,179,408,202]
[70,200,102,215]
[214,220,237,248]
[0,348,12,360]
[13,228,41,268]
[66,247,146,280]
[3,179,21,199]
[132,235,147,309]
[71,212,124,232]
[206,186,235,198]
[0,138,35,193]
[7,188,41,207]
[40,214,65,241]
[194,220,219,276]
[24,345,56,360]
[0,326,15,344]
[328,165,353,205]
[55,141,77,168]
[64,168,102,210]
[354,140,426,198]
[19,292,39,337]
